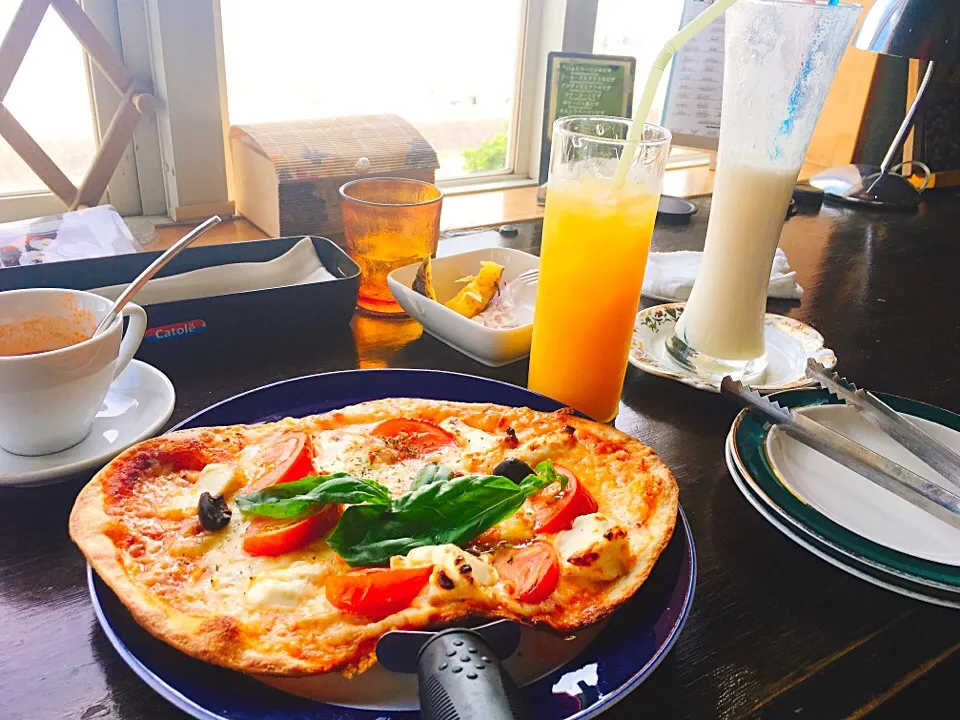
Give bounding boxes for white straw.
[613,0,740,186]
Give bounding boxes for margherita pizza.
[69,399,678,677]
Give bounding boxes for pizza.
[69,399,678,677]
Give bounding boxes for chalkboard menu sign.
[539,52,636,184]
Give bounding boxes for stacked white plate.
[726,387,960,607]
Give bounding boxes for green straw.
[613,0,741,186]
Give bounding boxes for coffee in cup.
[0,288,147,456]
[0,314,93,357]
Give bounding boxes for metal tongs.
[721,363,960,530]
[803,359,960,487]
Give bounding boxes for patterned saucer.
[629,303,837,393]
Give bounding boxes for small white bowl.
[388,247,539,367]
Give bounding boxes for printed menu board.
[539,52,636,184]
[662,0,724,149]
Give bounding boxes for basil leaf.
[328,469,561,567]
[326,504,403,567]
[235,474,393,519]
[519,459,564,496]
[392,474,525,529]
[411,463,454,491]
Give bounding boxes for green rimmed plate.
[724,431,960,608]
[730,388,960,592]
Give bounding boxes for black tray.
[0,235,360,373]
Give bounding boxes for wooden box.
[230,115,439,239]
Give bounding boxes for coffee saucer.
[0,360,175,486]
[629,303,837,393]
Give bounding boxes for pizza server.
[376,618,528,720]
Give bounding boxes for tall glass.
[340,177,443,315]
[529,117,671,422]
[666,0,861,380]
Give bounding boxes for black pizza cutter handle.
[417,628,528,720]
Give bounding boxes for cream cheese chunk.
[244,562,325,610]
[554,513,630,581]
[391,544,498,590]
[168,463,246,512]
[438,417,500,457]
[196,463,246,497]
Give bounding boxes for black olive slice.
[493,458,535,484]
[198,492,231,531]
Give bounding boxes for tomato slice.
[531,466,598,534]
[325,566,434,617]
[249,432,315,492]
[243,432,324,556]
[371,419,455,456]
[494,541,559,604]
[243,505,339,556]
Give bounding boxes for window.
[593,0,685,127]
[0,0,712,224]
[0,2,101,221]
[594,0,710,163]
[0,5,96,196]
[219,0,527,181]
[0,0,156,222]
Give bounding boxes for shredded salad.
[472,280,521,329]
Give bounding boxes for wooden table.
[3,190,960,719]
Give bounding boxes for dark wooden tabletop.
[3,189,960,720]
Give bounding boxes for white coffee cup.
[0,288,147,456]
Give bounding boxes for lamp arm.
[880,60,937,175]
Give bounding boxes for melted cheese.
[234,445,268,483]
[554,513,630,581]
[496,507,536,544]
[438,417,499,457]
[311,428,368,475]
[310,424,407,493]
[202,533,254,604]
[473,505,536,548]
[198,526,335,615]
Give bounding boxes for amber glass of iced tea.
[339,177,443,315]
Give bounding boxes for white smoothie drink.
[673,162,798,361]
[665,0,861,381]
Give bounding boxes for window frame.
[0,192,74,224]
[0,0,164,223]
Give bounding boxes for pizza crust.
[70,399,678,676]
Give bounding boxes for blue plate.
[89,369,696,720]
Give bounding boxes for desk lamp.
[810,0,960,208]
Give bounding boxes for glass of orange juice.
[529,117,671,422]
